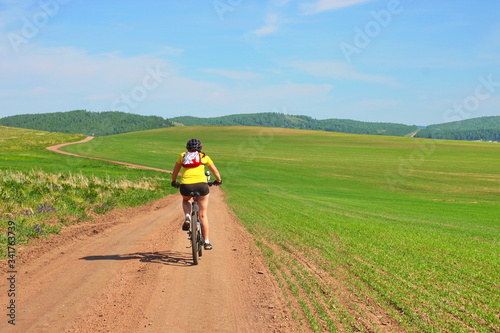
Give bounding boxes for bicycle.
[187,171,218,265]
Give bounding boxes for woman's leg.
[182,195,191,216]
[180,195,192,230]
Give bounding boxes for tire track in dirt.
[0,137,297,332]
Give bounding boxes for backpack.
[182,151,203,168]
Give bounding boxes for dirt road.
[46,136,171,173]
[1,138,296,332]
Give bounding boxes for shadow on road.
[80,250,198,266]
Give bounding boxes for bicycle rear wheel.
[191,213,199,265]
[198,229,203,257]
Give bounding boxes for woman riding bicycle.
[171,139,222,250]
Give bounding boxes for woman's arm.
[172,162,182,182]
[207,162,222,183]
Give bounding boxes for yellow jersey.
[177,152,213,184]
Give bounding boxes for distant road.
[46,136,172,173]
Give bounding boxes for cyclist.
[171,138,222,250]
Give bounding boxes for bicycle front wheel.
[191,213,199,265]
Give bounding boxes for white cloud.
[0,44,180,115]
[243,82,333,100]
[249,0,293,38]
[252,13,280,36]
[272,0,291,5]
[201,68,260,81]
[344,98,400,111]
[194,82,334,115]
[0,1,28,31]
[0,46,175,88]
[286,60,400,86]
[156,46,183,57]
[178,81,333,108]
[301,0,373,15]
[332,98,404,123]
[0,41,336,118]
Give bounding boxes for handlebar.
[171,171,221,189]
[171,180,222,189]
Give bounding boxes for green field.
[0,126,176,251]
[60,126,500,332]
[2,125,499,332]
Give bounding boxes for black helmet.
[186,138,202,151]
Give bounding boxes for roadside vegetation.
[61,126,500,332]
[0,126,175,256]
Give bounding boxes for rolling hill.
[171,112,418,136]
[0,110,175,136]
[1,110,499,141]
[414,116,500,141]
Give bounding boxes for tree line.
[0,110,175,136]
[414,116,500,141]
[171,113,419,137]
[1,110,498,141]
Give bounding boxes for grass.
[18,126,500,331]
[0,126,176,255]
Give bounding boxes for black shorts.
[180,183,209,197]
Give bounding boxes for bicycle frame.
[189,192,204,265]
[187,171,216,265]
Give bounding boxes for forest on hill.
[414,116,500,141]
[0,110,174,136]
[171,113,418,137]
[1,110,498,141]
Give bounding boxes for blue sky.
[0,0,499,125]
